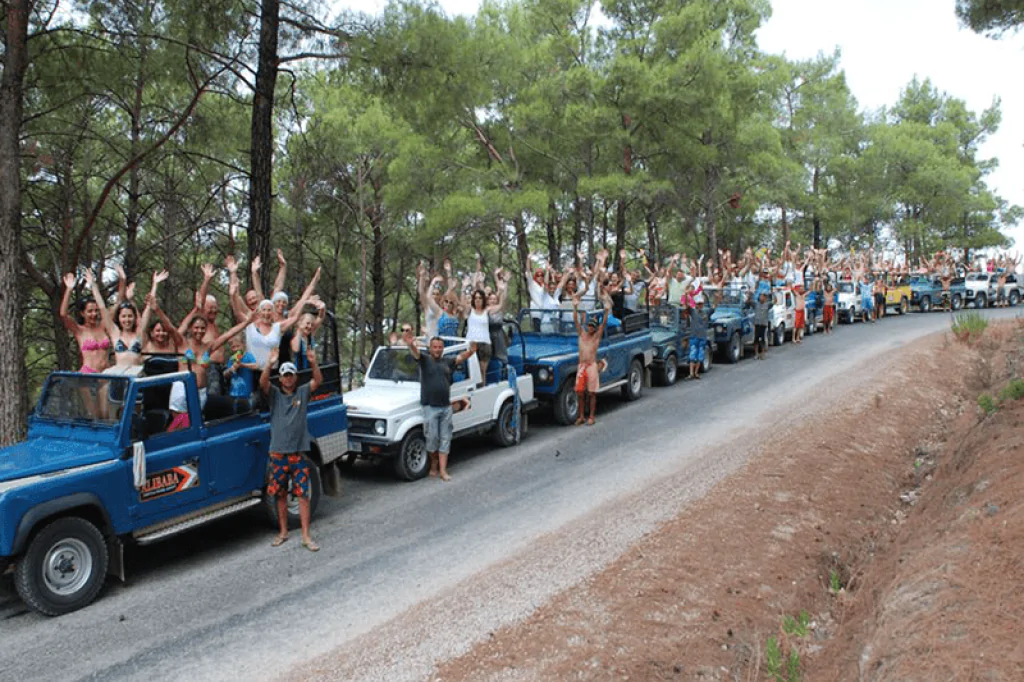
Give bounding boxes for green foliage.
[978,393,998,415]
[829,569,842,593]
[765,637,783,680]
[764,611,808,681]
[997,378,1024,402]
[956,0,1024,36]
[951,312,989,344]
[782,610,811,637]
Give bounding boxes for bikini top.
[114,338,143,354]
[183,348,211,366]
[81,338,110,352]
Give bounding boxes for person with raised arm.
[403,328,477,481]
[261,345,322,552]
[572,293,610,426]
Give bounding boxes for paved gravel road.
[1,309,1018,681]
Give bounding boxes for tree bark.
[247,0,280,293]
[811,167,821,249]
[0,0,31,444]
[514,212,529,311]
[781,206,789,247]
[369,182,385,350]
[546,199,558,266]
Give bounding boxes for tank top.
[246,322,281,368]
[466,309,491,344]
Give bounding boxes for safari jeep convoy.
[0,288,1002,617]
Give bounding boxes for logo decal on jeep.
[140,459,200,501]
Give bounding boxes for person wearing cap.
[261,345,322,551]
[402,329,478,481]
[571,294,610,425]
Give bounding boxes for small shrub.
[998,378,1024,403]
[829,569,842,593]
[782,611,811,637]
[951,312,988,344]
[765,637,783,679]
[978,393,998,415]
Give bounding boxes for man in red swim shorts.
[572,294,610,425]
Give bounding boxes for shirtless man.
[792,285,807,344]
[572,294,610,426]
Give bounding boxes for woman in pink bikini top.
[60,272,112,374]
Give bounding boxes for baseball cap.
[279,362,297,375]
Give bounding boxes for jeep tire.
[657,354,677,386]
[15,517,109,616]
[622,358,644,401]
[554,379,580,426]
[919,296,931,313]
[492,399,520,447]
[726,332,741,364]
[773,324,785,347]
[899,298,908,315]
[264,453,323,524]
[975,293,987,309]
[701,346,713,374]
[392,429,429,481]
[952,294,962,311]
[1010,290,1020,307]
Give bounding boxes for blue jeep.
[0,319,348,616]
[909,275,967,312]
[649,305,715,385]
[708,287,755,363]
[508,308,654,425]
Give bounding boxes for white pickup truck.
[343,336,536,480]
[769,288,795,346]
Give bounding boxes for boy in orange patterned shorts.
[572,295,610,425]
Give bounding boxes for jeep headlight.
[538,368,551,383]
[374,419,387,436]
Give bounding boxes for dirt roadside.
[435,321,1024,682]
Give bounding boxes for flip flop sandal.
[272,535,289,547]
[301,539,320,552]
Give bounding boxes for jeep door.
[128,378,210,522]
[447,351,479,432]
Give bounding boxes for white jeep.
[343,337,536,480]
[769,289,795,346]
[836,280,863,323]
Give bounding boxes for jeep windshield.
[367,348,421,382]
[518,308,591,334]
[966,273,989,282]
[35,374,130,426]
[717,289,747,307]
[838,282,855,293]
[649,307,679,329]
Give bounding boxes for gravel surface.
[1,308,1018,682]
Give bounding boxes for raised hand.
[201,263,215,280]
[83,269,95,286]
[125,281,137,300]
[153,270,169,285]
[268,347,279,366]
[144,293,158,310]
[277,248,287,266]
[225,255,238,273]
[63,272,77,290]
[306,345,317,365]
[251,256,261,273]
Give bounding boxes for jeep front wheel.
[1010,290,1020,307]
[264,454,323,525]
[726,332,741,364]
[658,354,678,386]
[773,325,785,347]
[919,296,932,313]
[554,379,580,426]
[975,293,987,309]
[899,298,908,315]
[392,429,429,481]
[15,517,109,616]
[492,399,521,447]
[622,359,644,401]
[952,294,962,310]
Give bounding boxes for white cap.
[279,362,297,375]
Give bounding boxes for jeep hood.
[651,328,677,345]
[711,308,741,322]
[514,336,579,361]
[345,384,421,416]
[0,437,117,483]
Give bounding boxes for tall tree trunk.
[615,199,627,271]
[247,0,280,293]
[645,207,659,265]
[162,172,179,312]
[702,168,720,265]
[572,194,583,261]
[391,255,405,334]
[0,0,30,444]
[780,206,789,248]
[601,201,609,251]
[546,199,558,266]
[370,184,385,350]
[124,33,148,280]
[811,167,821,249]
[514,212,529,311]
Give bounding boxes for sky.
[334,0,1024,247]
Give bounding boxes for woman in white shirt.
[466,289,503,385]
[246,298,305,369]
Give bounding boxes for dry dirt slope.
[436,322,1024,682]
